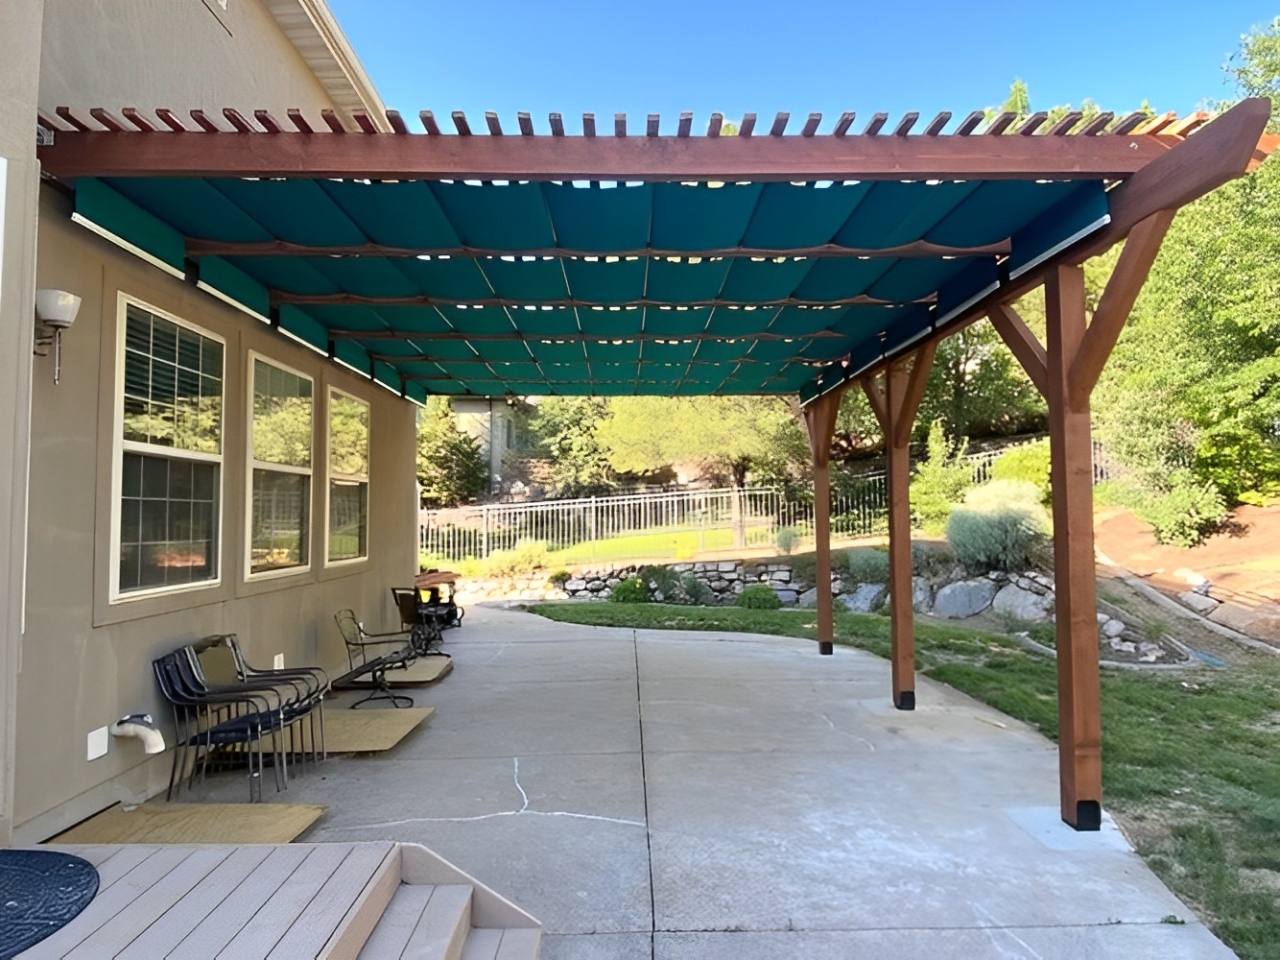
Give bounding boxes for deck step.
[358,884,471,960]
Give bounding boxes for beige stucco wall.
[16,186,418,841]
[0,0,46,847]
[39,0,339,123]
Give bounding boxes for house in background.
[450,397,535,497]
[0,0,420,844]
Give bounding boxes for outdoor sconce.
[34,289,81,385]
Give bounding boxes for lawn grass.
[530,601,1280,959]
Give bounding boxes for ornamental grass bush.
[736,583,783,609]
[482,539,551,577]
[946,481,1051,573]
[843,546,890,584]
[609,577,649,603]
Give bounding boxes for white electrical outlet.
[273,653,284,670]
[87,726,109,761]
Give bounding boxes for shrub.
[946,487,1050,573]
[679,573,715,606]
[991,440,1051,503]
[548,569,572,588]
[843,546,890,584]
[911,420,973,534]
[910,540,953,578]
[637,564,681,600]
[775,526,800,555]
[737,583,782,609]
[609,577,649,603]
[1139,471,1228,548]
[483,540,551,577]
[790,553,816,589]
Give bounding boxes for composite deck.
[22,842,539,960]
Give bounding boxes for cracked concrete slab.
[185,603,1235,959]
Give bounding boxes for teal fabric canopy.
[71,172,1112,403]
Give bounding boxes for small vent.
[36,125,55,147]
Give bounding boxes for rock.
[709,579,729,592]
[671,563,694,573]
[912,577,933,613]
[586,580,606,592]
[799,587,819,608]
[770,571,792,583]
[1178,591,1220,616]
[775,589,798,605]
[718,561,737,573]
[1108,638,1137,654]
[1192,582,1212,597]
[933,579,999,619]
[1101,618,1127,638]
[987,571,1008,582]
[565,579,587,592]
[840,583,887,613]
[992,584,1054,622]
[1097,612,1110,624]
[1174,567,1207,587]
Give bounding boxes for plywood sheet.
[49,803,325,845]
[320,707,434,754]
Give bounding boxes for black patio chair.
[332,610,417,709]
[189,636,328,769]
[152,652,285,801]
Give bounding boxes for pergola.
[37,99,1274,830]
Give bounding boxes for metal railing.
[420,437,1116,564]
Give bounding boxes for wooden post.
[803,388,843,655]
[987,212,1172,829]
[861,343,936,709]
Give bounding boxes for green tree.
[528,397,617,497]
[596,396,808,487]
[417,398,488,507]
[1227,16,1280,127]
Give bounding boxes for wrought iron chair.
[332,610,416,708]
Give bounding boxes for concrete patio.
[194,604,1234,959]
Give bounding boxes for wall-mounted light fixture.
[34,289,81,385]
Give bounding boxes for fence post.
[481,505,489,559]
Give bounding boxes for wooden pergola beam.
[328,329,843,343]
[988,304,1048,398]
[273,292,918,309]
[38,127,1176,181]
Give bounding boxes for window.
[328,390,370,563]
[248,356,313,576]
[116,301,223,597]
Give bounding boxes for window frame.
[109,292,226,604]
[324,386,371,567]
[244,351,315,582]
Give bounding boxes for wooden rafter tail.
[739,113,756,137]
[419,110,441,135]
[385,109,409,135]
[769,112,789,136]
[862,112,888,136]
[451,111,471,136]
[189,109,220,133]
[677,112,693,137]
[833,111,855,137]
[37,110,66,132]
[518,112,534,136]
[321,109,346,133]
[1131,111,1177,136]
[707,113,723,137]
[1016,112,1048,136]
[549,113,564,137]
[89,108,127,132]
[254,110,283,134]
[923,111,951,136]
[1079,112,1114,136]
[582,113,596,137]
[485,112,503,136]
[985,111,1017,135]
[54,106,92,132]
[955,110,984,136]
[615,113,627,137]
[223,108,256,134]
[353,111,378,135]
[801,113,821,137]
[120,108,157,132]
[287,108,314,134]
[893,112,918,137]
[646,114,659,137]
[1048,111,1083,136]
[1164,111,1209,138]
[1249,132,1280,172]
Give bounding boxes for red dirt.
[1094,505,1280,642]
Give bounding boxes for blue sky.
[329,0,1276,134]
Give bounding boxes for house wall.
[39,0,338,123]
[451,398,508,492]
[14,187,418,842]
[0,0,46,847]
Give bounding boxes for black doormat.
[0,850,98,959]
